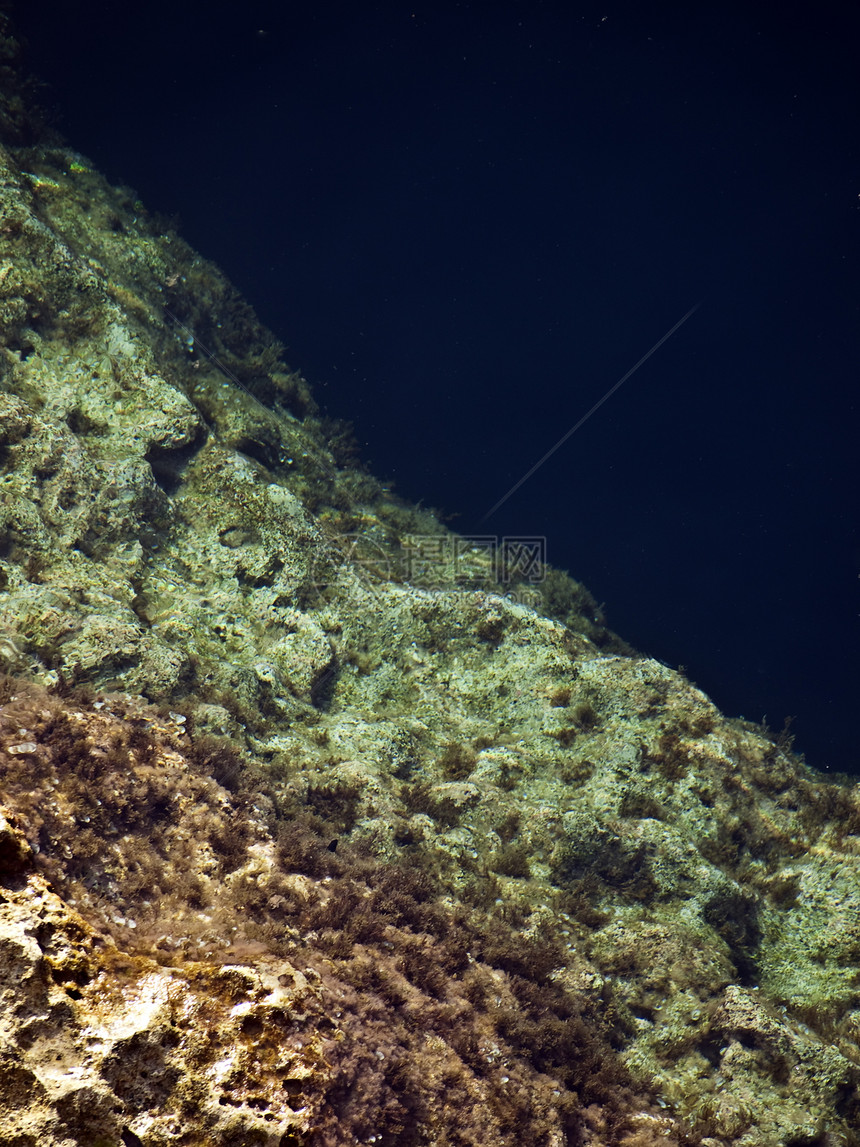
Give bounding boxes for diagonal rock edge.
[1,14,860,1146]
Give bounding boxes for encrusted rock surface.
[1,16,860,1145]
[0,808,335,1146]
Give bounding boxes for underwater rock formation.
[1,15,860,1146]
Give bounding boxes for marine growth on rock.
[1,15,859,1146]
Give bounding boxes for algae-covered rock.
[1,15,860,1145]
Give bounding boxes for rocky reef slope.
[1,17,860,1146]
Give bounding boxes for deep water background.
[14,1,860,773]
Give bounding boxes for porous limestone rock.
[1,16,860,1146]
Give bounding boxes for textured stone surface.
[1,18,860,1145]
